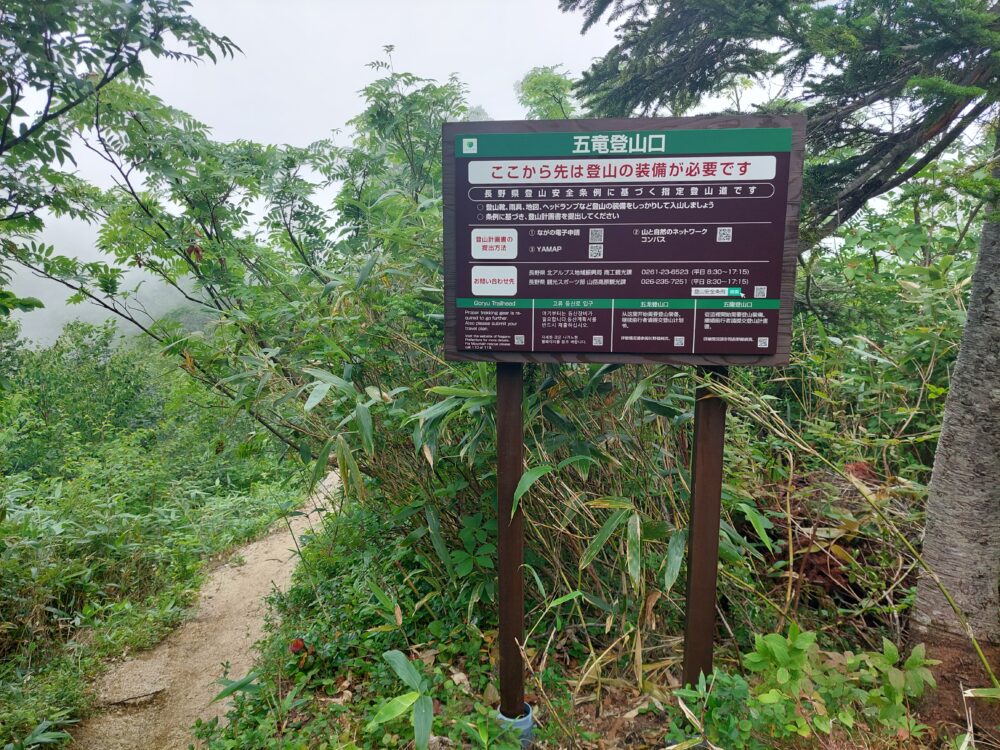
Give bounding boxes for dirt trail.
[71,476,338,750]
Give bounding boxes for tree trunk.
[911,131,1000,726]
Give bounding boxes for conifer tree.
[563,0,1000,718]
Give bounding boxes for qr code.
[588,243,604,259]
[716,226,733,243]
[673,336,685,347]
[757,337,769,348]
[589,228,604,242]
[592,335,604,346]
[514,335,525,345]
[754,285,767,298]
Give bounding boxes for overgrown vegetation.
[36,63,969,748]
[1,2,998,747]
[0,319,300,746]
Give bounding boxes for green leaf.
[368,580,395,614]
[814,713,832,734]
[456,556,474,576]
[762,633,789,663]
[425,507,453,576]
[626,512,642,589]
[916,666,936,689]
[304,382,330,412]
[12,295,44,313]
[412,695,433,750]
[309,438,335,491]
[624,375,651,410]
[545,590,584,610]
[887,667,905,693]
[355,402,374,455]
[303,367,355,394]
[428,386,491,397]
[663,530,686,594]
[367,691,419,729]
[336,435,365,500]
[903,643,926,670]
[511,464,554,516]
[882,637,900,666]
[212,671,259,703]
[356,253,379,289]
[587,495,633,510]
[383,650,424,692]
[758,688,783,704]
[580,509,629,569]
[557,454,598,472]
[737,502,774,553]
[9,720,71,747]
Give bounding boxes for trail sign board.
[441,115,806,726]
[443,115,805,366]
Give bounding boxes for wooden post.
[682,366,729,687]
[496,361,526,718]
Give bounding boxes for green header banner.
[615,299,696,310]
[534,299,613,309]
[617,299,782,310]
[455,128,792,158]
[700,299,782,309]
[456,298,531,309]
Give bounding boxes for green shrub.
[0,323,299,745]
[668,626,938,748]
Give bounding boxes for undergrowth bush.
[0,320,300,745]
[193,506,557,749]
[0,58,985,748]
[11,67,976,676]
[668,628,937,748]
[199,502,942,749]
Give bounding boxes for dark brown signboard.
[443,115,805,366]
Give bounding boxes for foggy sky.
[11,0,617,343]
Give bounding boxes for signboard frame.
[443,114,806,367]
